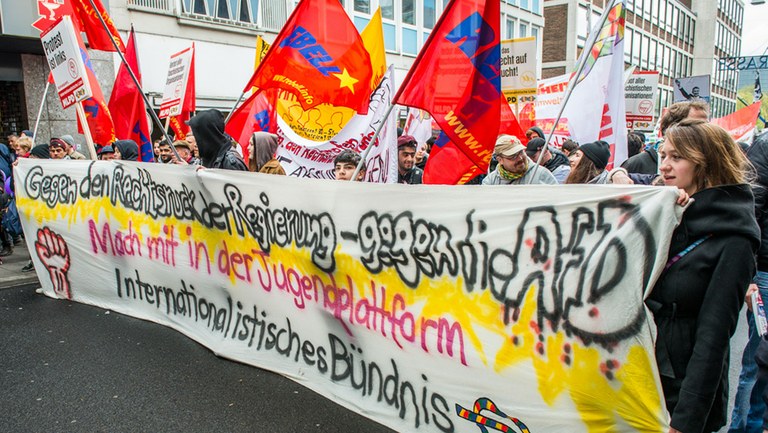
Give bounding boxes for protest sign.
[16,158,681,433]
[673,75,710,103]
[711,102,762,143]
[275,67,397,182]
[501,37,538,105]
[625,71,659,131]
[40,16,92,109]
[159,46,194,119]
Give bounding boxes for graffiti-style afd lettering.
[356,199,656,346]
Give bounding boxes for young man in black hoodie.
[187,109,247,171]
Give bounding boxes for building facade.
[0,0,542,145]
[542,0,744,120]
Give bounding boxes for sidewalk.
[0,239,40,289]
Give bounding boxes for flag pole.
[32,80,50,141]
[530,0,616,181]
[85,0,179,161]
[224,92,246,124]
[76,102,98,160]
[349,101,396,182]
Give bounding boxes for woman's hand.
[675,189,690,206]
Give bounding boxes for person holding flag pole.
[84,0,182,161]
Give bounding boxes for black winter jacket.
[747,138,768,271]
[648,184,759,433]
[188,109,248,171]
[621,148,658,175]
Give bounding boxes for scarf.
[498,160,527,181]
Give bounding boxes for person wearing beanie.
[187,109,247,171]
[525,126,545,140]
[29,144,50,159]
[61,135,86,160]
[566,140,612,184]
[396,135,423,184]
[525,137,571,183]
[483,134,557,185]
[97,145,118,161]
[48,138,68,160]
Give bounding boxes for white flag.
[561,0,628,167]
[403,108,433,150]
[275,66,398,183]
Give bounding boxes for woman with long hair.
[565,140,611,184]
[648,119,759,433]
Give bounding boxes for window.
[423,0,436,28]
[532,27,538,42]
[383,22,396,51]
[520,0,529,10]
[381,0,394,19]
[193,0,206,14]
[519,22,527,37]
[506,18,515,39]
[532,0,540,15]
[402,0,414,25]
[402,28,417,55]
[354,0,369,14]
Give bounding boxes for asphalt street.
[0,285,396,433]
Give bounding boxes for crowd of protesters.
[3,100,768,433]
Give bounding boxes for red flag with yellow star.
[242,0,373,114]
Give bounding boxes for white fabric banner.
[403,108,433,149]
[561,0,628,167]
[16,158,684,433]
[275,67,397,183]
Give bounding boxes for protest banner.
[500,37,538,107]
[673,75,711,103]
[625,71,659,131]
[40,16,92,110]
[711,102,762,143]
[16,157,682,432]
[275,67,397,182]
[159,46,194,119]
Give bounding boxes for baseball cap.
[494,135,526,157]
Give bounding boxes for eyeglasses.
[498,151,525,161]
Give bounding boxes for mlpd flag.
[169,44,196,140]
[560,0,627,168]
[272,3,382,142]
[394,0,518,184]
[32,0,125,53]
[108,28,153,161]
[243,0,373,115]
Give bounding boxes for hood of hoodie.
[681,184,760,250]
[188,109,231,167]
[527,126,545,140]
[545,147,570,171]
[113,140,139,161]
[251,132,279,171]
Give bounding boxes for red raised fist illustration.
[35,227,72,300]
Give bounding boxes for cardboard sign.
[501,37,538,104]
[673,75,711,103]
[40,16,92,109]
[625,71,659,131]
[159,46,194,118]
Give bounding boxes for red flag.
[242,0,373,114]
[711,102,762,143]
[77,42,116,147]
[225,89,277,163]
[169,44,195,140]
[71,0,125,52]
[107,29,153,161]
[395,0,507,184]
[424,98,524,184]
[33,0,124,52]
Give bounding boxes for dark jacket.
[748,133,768,272]
[621,148,658,175]
[113,140,139,161]
[648,184,759,433]
[0,143,13,180]
[398,167,423,184]
[188,109,247,171]
[544,147,569,172]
